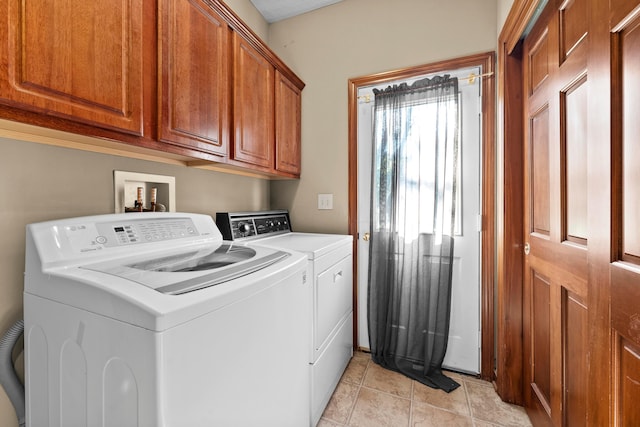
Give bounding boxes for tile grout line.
[344,383,363,426]
[462,377,499,427]
[463,377,506,427]
[343,355,372,425]
[461,377,476,425]
[408,380,415,427]
[356,383,414,401]
[461,378,477,427]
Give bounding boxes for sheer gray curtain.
[367,75,460,392]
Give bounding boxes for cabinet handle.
[333,271,343,282]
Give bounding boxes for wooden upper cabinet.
[0,0,304,177]
[158,0,229,158]
[275,70,302,177]
[231,31,275,170]
[0,0,146,135]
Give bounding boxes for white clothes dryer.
[216,210,353,427]
[24,212,309,427]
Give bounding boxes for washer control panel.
[60,218,200,253]
[97,218,199,246]
[27,213,220,265]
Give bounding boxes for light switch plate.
[114,171,176,213]
[318,193,333,210]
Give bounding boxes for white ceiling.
[250,0,344,23]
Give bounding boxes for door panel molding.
[614,334,640,426]
[530,105,551,236]
[559,0,588,62]
[562,288,588,425]
[530,271,551,410]
[561,75,588,244]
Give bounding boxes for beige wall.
[223,0,269,40]
[268,0,498,234]
[498,0,515,35]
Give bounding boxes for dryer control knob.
[238,222,251,234]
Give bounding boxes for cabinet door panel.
[232,33,274,169]
[158,0,228,157]
[0,0,145,135]
[275,71,301,176]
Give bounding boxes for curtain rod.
[464,71,494,84]
[357,71,495,102]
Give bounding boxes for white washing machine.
[216,210,353,427]
[23,212,310,427]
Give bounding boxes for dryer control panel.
[216,210,291,241]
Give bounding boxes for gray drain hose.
[0,320,25,427]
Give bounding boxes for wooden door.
[274,70,301,177]
[0,0,146,135]
[608,0,640,425]
[522,0,589,424]
[520,0,640,425]
[158,0,229,158]
[231,32,274,170]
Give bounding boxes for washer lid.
[82,242,289,295]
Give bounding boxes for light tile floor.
[319,351,532,427]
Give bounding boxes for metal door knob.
[363,232,370,242]
[524,242,530,255]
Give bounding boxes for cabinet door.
[0,0,145,135]
[158,0,229,158]
[232,32,274,169]
[275,71,302,176]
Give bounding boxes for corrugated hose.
[0,320,25,427]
